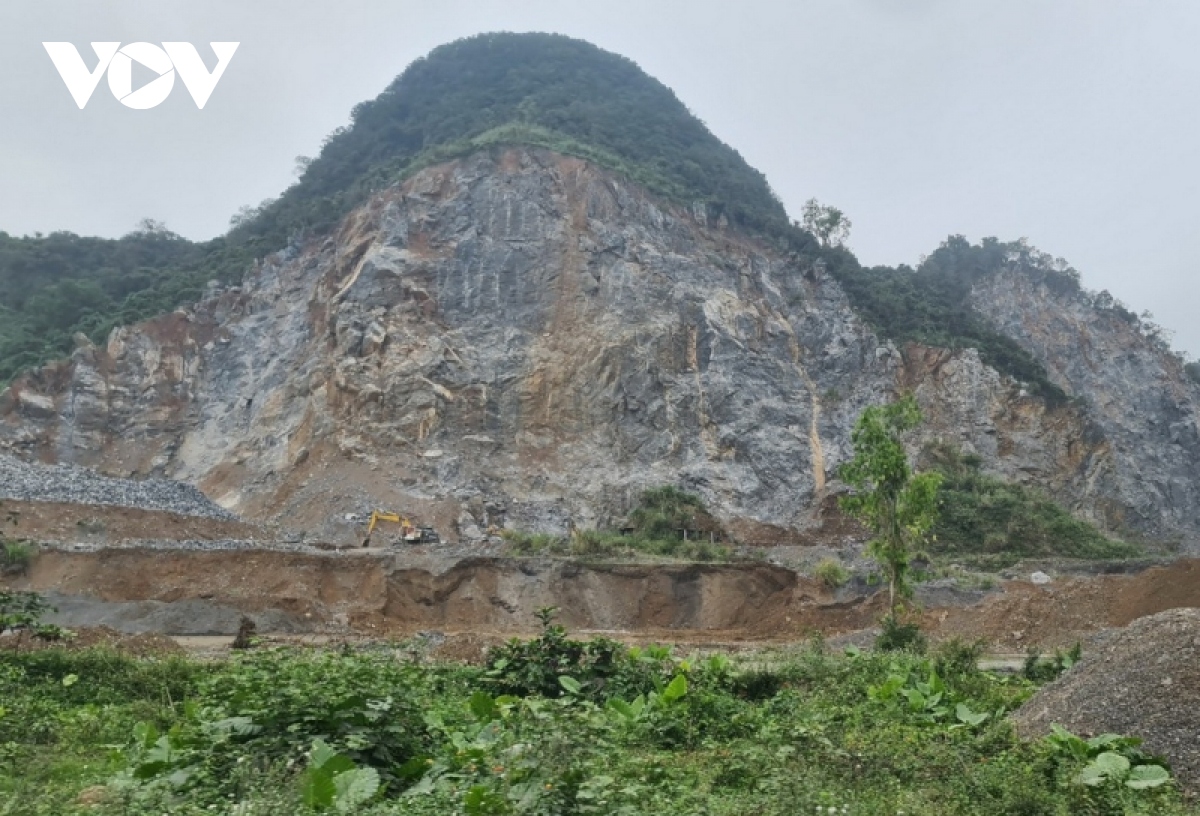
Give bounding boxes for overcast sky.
[2,1,1197,356]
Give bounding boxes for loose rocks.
[1011,607,1200,792]
[0,454,236,521]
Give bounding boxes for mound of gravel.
[0,454,236,521]
[1011,607,1200,792]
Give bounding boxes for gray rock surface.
[41,591,309,635]
[0,453,236,520]
[1,148,1196,548]
[974,268,1200,542]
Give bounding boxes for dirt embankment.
[6,546,1199,645]
[928,559,1200,650]
[9,548,870,637]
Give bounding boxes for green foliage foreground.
[0,625,1192,815]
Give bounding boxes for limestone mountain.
[1,33,1198,549]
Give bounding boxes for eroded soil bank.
[5,547,1198,647]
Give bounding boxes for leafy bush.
[191,648,430,776]
[1022,643,1082,682]
[932,638,986,679]
[0,590,54,634]
[500,529,568,555]
[300,739,381,812]
[814,557,850,589]
[0,504,33,576]
[0,540,33,576]
[502,486,731,562]
[1043,725,1172,791]
[1,641,1193,814]
[483,608,665,701]
[875,614,927,654]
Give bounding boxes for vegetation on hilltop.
[0,32,1178,410]
[242,32,788,249]
[0,226,250,384]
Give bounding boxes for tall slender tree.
[839,394,942,620]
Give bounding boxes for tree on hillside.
[801,198,852,248]
[838,395,942,621]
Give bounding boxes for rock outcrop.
[1,148,1196,548]
[973,270,1200,539]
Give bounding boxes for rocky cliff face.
[972,270,1200,540]
[1,148,1195,548]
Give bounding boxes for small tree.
[839,395,942,621]
[801,198,852,248]
[0,503,32,576]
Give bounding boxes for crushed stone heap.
[1012,607,1200,792]
[0,453,236,521]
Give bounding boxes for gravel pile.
[44,539,281,553]
[1011,607,1200,792]
[0,454,237,521]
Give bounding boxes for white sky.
[1,0,1197,356]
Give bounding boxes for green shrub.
[876,615,927,654]
[0,590,53,633]
[814,557,850,589]
[1022,643,1082,682]
[1,642,1193,814]
[483,607,664,701]
[0,540,33,575]
[932,638,986,679]
[501,529,567,555]
[199,650,427,765]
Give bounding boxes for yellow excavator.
[361,511,440,547]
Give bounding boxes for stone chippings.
[1011,607,1200,793]
[0,453,237,521]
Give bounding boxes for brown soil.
[926,559,1200,650]
[428,632,505,664]
[5,543,1198,649]
[18,547,386,619]
[1012,608,1200,793]
[1,499,266,543]
[1,625,184,657]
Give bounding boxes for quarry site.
[2,21,1199,815]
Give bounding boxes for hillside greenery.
[0,623,1192,814]
[922,443,1140,567]
[0,227,251,384]
[0,31,1162,407]
[503,485,731,561]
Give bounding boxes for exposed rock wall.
[972,270,1200,540]
[1,148,1195,547]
